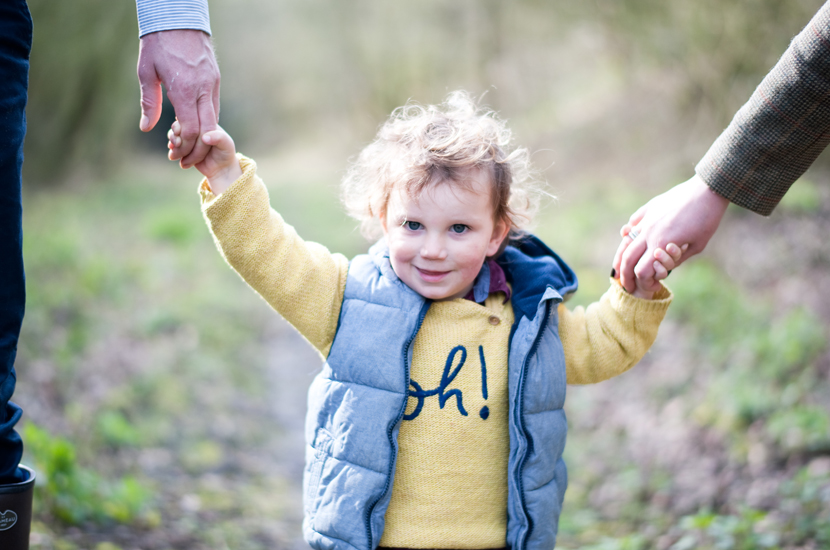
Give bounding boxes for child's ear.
[487,218,511,257]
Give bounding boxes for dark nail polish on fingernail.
[610,268,616,278]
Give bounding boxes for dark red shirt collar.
[464,259,511,304]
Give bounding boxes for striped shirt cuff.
[136,0,211,37]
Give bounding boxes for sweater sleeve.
[559,280,672,385]
[695,1,830,216]
[136,0,211,37]
[200,155,349,357]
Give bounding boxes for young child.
[168,92,681,550]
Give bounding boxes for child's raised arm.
[168,120,242,194]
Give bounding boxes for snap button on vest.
[488,315,500,325]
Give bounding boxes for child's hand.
[168,120,242,195]
[630,241,686,299]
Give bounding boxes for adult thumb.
[138,75,163,132]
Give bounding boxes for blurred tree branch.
[588,0,824,123]
[26,1,138,184]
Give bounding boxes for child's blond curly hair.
[342,91,544,240]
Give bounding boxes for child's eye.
[450,224,468,234]
[404,221,422,231]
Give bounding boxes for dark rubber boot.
[0,465,35,550]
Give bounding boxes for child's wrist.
[631,288,656,300]
[207,159,243,195]
[611,277,656,300]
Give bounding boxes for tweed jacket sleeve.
[200,155,349,357]
[559,281,672,385]
[696,1,830,216]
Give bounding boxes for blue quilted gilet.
[302,236,577,550]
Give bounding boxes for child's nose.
[420,233,447,260]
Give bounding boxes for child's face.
[381,171,510,301]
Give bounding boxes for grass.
[557,252,830,549]
[19,160,307,548]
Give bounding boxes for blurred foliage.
[22,0,828,184]
[674,508,778,549]
[780,467,830,545]
[25,0,138,183]
[586,0,824,122]
[580,536,647,550]
[670,262,829,452]
[778,178,824,213]
[19,166,303,547]
[559,255,830,549]
[23,424,152,525]
[668,464,830,549]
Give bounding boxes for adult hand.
[137,29,220,168]
[612,174,730,293]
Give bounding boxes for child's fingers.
[653,247,677,272]
[612,232,634,278]
[166,129,182,151]
[664,242,686,262]
[652,260,669,281]
[166,120,184,157]
[651,242,690,278]
[201,128,235,154]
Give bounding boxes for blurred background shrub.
[22,0,826,184]
[25,0,137,183]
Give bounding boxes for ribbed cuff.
[608,278,673,311]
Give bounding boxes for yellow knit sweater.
[201,156,672,549]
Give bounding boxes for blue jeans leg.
[0,0,32,484]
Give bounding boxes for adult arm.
[698,0,830,214]
[136,0,220,168]
[615,0,830,293]
[560,282,672,385]
[201,157,350,357]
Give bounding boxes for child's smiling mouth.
[415,267,450,282]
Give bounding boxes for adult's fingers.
[212,71,221,123]
[612,232,633,276]
[618,236,649,293]
[180,93,218,168]
[628,202,647,226]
